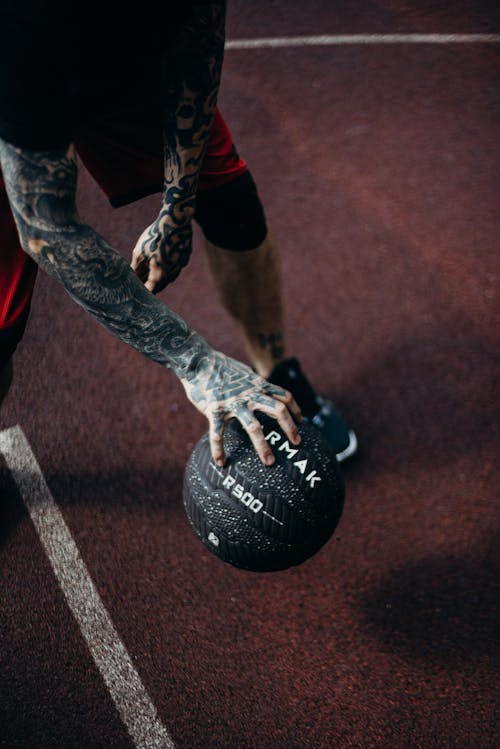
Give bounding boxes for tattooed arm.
[0,139,301,465]
[131,2,226,293]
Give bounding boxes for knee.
[194,170,268,251]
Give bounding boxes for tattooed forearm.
[0,139,211,379]
[137,2,226,279]
[161,2,226,201]
[0,1,303,465]
[0,136,302,465]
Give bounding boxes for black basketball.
[183,414,345,572]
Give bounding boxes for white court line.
[226,33,500,50]
[0,425,175,749]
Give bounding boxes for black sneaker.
[268,357,358,462]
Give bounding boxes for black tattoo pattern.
[0,140,208,371]
[258,332,284,362]
[137,2,227,291]
[0,140,294,440]
[0,2,300,459]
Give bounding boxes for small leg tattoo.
[257,332,284,362]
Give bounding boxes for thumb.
[143,258,163,293]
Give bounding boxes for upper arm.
[158,3,227,216]
[160,2,226,157]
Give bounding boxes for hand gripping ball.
[183,414,345,572]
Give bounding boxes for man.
[0,1,356,465]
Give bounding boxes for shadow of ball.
[183,415,345,572]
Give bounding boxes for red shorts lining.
[75,107,248,206]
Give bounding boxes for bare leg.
[0,357,13,409]
[203,232,286,378]
[203,229,358,461]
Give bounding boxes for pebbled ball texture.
[183,414,345,572]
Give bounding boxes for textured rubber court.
[1,2,499,747]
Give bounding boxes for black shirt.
[0,1,202,149]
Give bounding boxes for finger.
[163,265,182,286]
[146,277,168,294]
[263,382,303,423]
[251,393,301,447]
[144,259,165,293]
[209,411,226,467]
[130,249,141,271]
[132,258,149,284]
[233,403,276,466]
[131,237,149,270]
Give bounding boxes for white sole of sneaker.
[336,429,358,463]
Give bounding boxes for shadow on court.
[360,550,500,663]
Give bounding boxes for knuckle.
[282,390,293,403]
[247,421,262,436]
[275,402,288,417]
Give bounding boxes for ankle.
[249,351,287,380]
[246,333,287,379]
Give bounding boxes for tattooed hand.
[180,350,302,467]
[131,217,193,293]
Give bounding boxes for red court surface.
[1,2,499,748]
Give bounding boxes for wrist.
[168,331,212,381]
[157,203,195,234]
